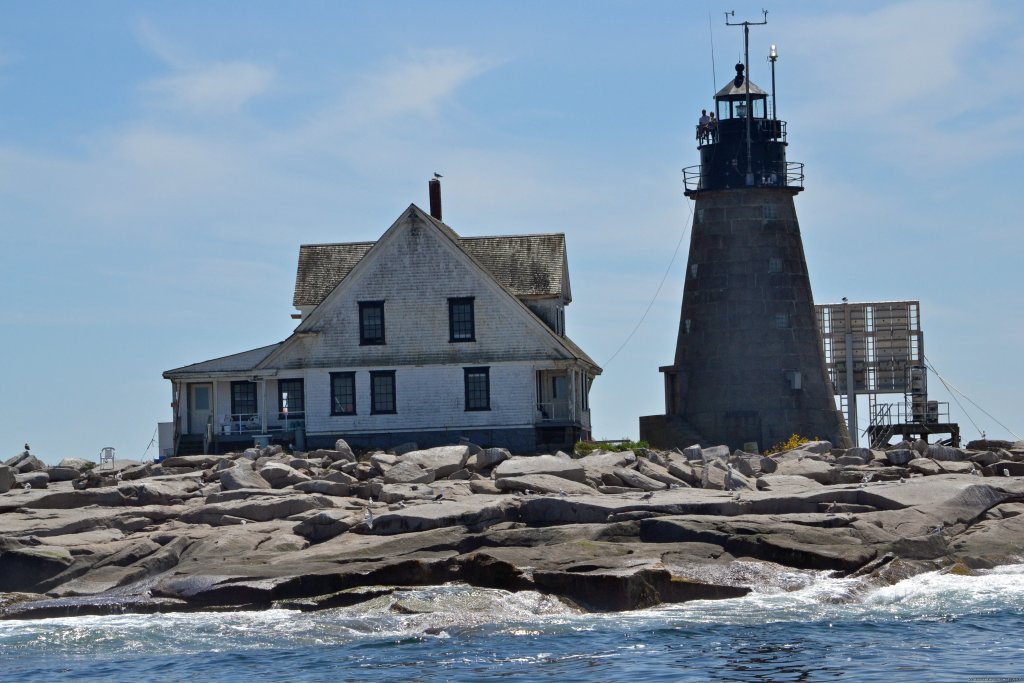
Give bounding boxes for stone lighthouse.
[640,35,849,452]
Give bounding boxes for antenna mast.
[708,12,718,94]
[725,9,768,186]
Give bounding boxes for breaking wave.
[3,565,1023,682]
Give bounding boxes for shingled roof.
[293,233,568,308]
[163,343,282,378]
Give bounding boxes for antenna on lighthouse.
[726,9,768,186]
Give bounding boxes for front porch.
[172,376,306,455]
[534,367,592,451]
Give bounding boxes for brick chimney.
[428,177,442,220]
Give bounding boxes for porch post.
[172,380,182,456]
[534,367,542,422]
[568,368,577,423]
[259,379,268,433]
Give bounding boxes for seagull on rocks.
[559,489,567,497]
[398,501,407,508]
[641,491,654,500]
[1003,469,1011,477]
[364,507,375,530]
[524,489,533,496]
[24,443,30,452]
[22,482,31,490]
[115,471,123,482]
[433,492,444,501]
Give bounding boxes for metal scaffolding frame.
[816,300,959,448]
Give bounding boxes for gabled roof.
[164,343,281,378]
[292,231,568,307]
[461,234,568,302]
[272,204,599,374]
[292,241,374,309]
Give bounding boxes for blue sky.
[2,1,1021,463]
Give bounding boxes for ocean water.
[3,564,1024,683]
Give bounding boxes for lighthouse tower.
[640,28,849,452]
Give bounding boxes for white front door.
[189,383,213,435]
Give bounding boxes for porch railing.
[221,413,306,435]
[536,401,572,422]
[223,414,261,434]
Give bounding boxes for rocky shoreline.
[2,438,1023,619]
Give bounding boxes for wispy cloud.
[135,18,274,113]
[353,50,493,120]
[0,36,500,244]
[783,0,994,115]
[146,62,274,114]
[134,18,191,69]
[779,0,1024,169]
[302,50,494,140]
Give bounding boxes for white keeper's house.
[162,183,601,455]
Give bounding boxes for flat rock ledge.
[2,439,1024,618]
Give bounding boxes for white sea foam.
[625,563,1024,628]
[3,565,1023,653]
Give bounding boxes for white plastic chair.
[99,447,116,468]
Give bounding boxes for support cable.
[142,425,158,461]
[601,199,692,367]
[924,354,1021,440]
